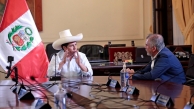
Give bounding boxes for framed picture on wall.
[0,0,42,31]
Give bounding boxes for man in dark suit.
[127,34,186,84]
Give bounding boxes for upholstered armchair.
[166,45,192,61]
[45,43,60,61]
[183,54,194,86]
[79,44,103,58]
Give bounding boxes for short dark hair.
[61,43,69,50]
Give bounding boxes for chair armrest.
[184,79,194,85]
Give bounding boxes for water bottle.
[125,72,129,86]
[120,71,126,87]
[54,83,66,109]
[120,70,129,86]
[125,73,129,81]
[120,62,127,87]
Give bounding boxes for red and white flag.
[0,0,49,79]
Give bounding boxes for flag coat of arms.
[0,0,49,79]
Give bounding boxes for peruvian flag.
[0,0,49,79]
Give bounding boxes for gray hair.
[146,34,165,51]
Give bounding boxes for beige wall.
[0,0,152,80]
[41,0,152,47]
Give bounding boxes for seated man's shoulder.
[78,52,86,57]
[160,48,174,58]
[58,50,64,56]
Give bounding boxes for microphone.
[6,71,35,100]
[183,64,194,109]
[121,60,153,95]
[184,93,194,109]
[9,66,19,93]
[5,56,14,78]
[106,72,121,88]
[49,53,61,81]
[8,71,26,95]
[0,69,20,93]
[31,76,58,93]
[2,69,47,102]
[120,74,139,95]
[31,76,72,108]
[150,64,191,107]
[4,56,19,93]
[154,63,194,95]
[30,76,52,109]
[3,56,28,95]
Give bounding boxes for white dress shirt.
[47,50,93,77]
[151,51,160,69]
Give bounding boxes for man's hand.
[75,51,81,65]
[58,50,68,70]
[126,68,135,79]
[75,51,88,72]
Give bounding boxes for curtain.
[172,0,194,53]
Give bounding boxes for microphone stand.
[52,53,59,86]
[121,60,152,95]
[184,93,194,109]
[50,53,61,81]
[5,56,14,78]
[4,56,18,93]
[55,53,57,82]
[121,74,139,95]
[46,53,59,89]
[106,72,121,88]
[29,76,52,109]
[153,64,194,98]
[150,65,187,107]
[9,66,18,93]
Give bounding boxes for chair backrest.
[186,54,194,78]
[109,47,136,62]
[135,47,151,63]
[166,45,192,54]
[103,44,126,60]
[45,43,60,61]
[166,45,192,60]
[79,44,103,58]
